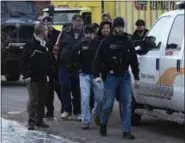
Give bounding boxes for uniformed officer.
[92,17,139,139]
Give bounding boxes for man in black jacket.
[55,14,84,120]
[42,16,64,118]
[21,23,50,130]
[72,25,104,129]
[92,17,139,139]
[133,19,148,47]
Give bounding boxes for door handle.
[176,59,180,72]
[156,58,159,71]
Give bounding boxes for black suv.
[1,1,39,81]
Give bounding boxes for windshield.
[6,1,35,15]
[53,11,80,24]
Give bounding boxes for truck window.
[145,16,170,51]
[53,11,80,25]
[166,15,184,51]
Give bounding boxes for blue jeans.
[79,73,104,124]
[100,72,132,132]
[58,66,81,114]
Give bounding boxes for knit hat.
[113,17,125,28]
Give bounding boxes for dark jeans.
[101,72,132,132]
[90,89,95,110]
[59,66,81,115]
[27,82,47,125]
[46,76,63,114]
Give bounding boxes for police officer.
[72,25,104,129]
[42,16,64,118]
[92,17,139,139]
[21,23,50,130]
[55,14,84,120]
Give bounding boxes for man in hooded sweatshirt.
[92,17,139,139]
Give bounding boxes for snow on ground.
[1,118,77,143]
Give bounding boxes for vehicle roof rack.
[176,1,185,9]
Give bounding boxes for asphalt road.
[1,78,185,143]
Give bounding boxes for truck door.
[136,16,171,108]
[160,14,184,111]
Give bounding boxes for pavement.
[1,77,185,143]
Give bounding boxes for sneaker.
[44,112,54,118]
[60,112,72,119]
[122,132,135,139]
[100,125,107,136]
[82,124,90,130]
[94,116,100,126]
[74,114,81,121]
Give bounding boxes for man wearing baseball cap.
[133,19,149,47]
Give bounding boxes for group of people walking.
[20,12,148,139]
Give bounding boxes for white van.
[131,2,184,125]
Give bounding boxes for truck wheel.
[5,73,20,81]
[119,95,142,126]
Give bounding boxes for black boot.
[27,124,35,130]
[100,125,107,136]
[36,120,50,128]
[44,112,54,118]
[122,132,135,139]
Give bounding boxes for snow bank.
[1,118,77,143]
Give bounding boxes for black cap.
[92,23,100,29]
[84,24,95,34]
[135,19,145,26]
[42,16,53,23]
[113,17,125,28]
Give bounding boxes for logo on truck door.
[137,67,184,99]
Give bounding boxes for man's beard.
[114,30,124,36]
[74,25,82,33]
[137,29,144,34]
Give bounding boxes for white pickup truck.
[131,2,184,125]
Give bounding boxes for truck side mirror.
[48,5,54,17]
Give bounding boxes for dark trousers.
[27,82,47,125]
[59,66,81,115]
[46,76,63,114]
